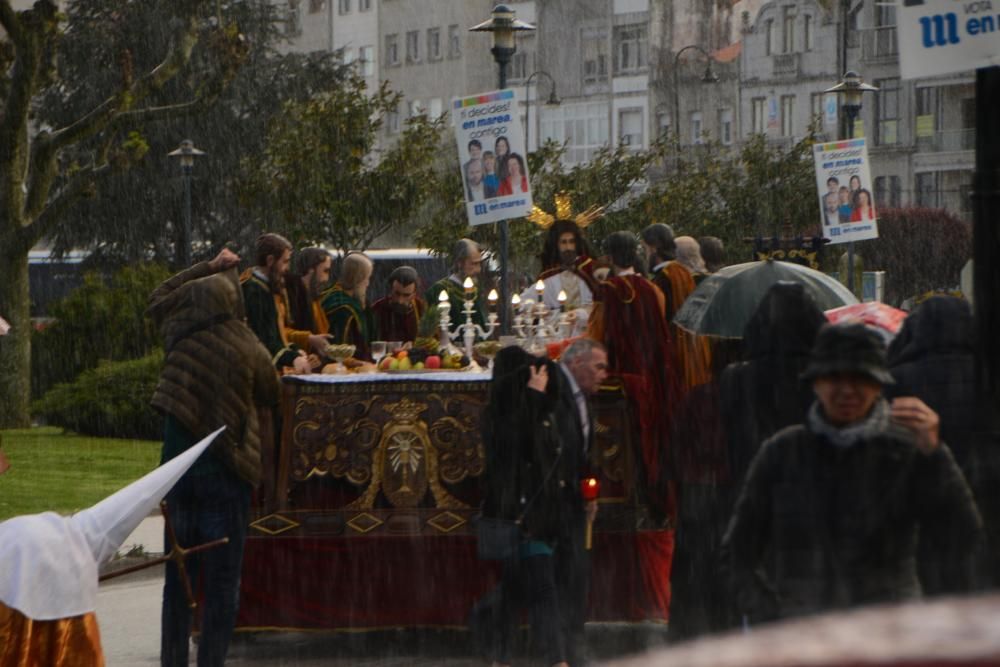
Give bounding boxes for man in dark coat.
[552,339,606,666]
[886,295,999,593]
[724,323,981,625]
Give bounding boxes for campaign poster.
[814,137,879,245]
[452,89,533,226]
[897,0,1000,80]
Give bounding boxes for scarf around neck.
[808,397,890,449]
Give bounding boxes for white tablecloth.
[286,370,491,384]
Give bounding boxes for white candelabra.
[511,280,574,353]
[437,277,499,361]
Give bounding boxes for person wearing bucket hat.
[723,323,982,624]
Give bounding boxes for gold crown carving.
[383,397,428,422]
[526,192,605,230]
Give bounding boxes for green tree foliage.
[0,0,243,427]
[633,133,819,265]
[239,76,444,254]
[862,207,972,306]
[32,263,170,398]
[43,1,350,267]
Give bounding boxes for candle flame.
[487,288,498,302]
[535,279,545,293]
[463,276,474,289]
[558,290,568,303]
[438,290,449,303]
[511,293,521,306]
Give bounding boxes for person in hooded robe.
[886,296,999,594]
[147,248,280,666]
[641,223,712,390]
[0,430,224,666]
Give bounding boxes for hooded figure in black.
[475,346,572,667]
[887,295,998,592]
[719,281,829,486]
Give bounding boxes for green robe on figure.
[426,276,487,332]
[240,270,300,368]
[322,283,374,361]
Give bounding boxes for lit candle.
[535,279,545,299]
[438,290,449,308]
[557,290,568,311]
[463,276,474,297]
[487,289,498,311]
[511,293,521,307]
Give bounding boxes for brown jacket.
[147,262,280,487]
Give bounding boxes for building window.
[338,0,350,14]
[582,28,609,83]
[509,51,533,82]
[689,111,704,144]
[804,14,814,51]
[448,24,461,58]
[874,175,901,208]
[718,108,733,145]
[764,19,775,56]
[359,45,374,76]
[388,106,401,134]
[406,31,420,63]
[619,108,643,150]
[359,0,371,10]
[385,34,399,66]
[613,24,647,75]
[780,94,795,136]
[408,99,424,118]
[539,102,611,165]
[429,98,443,118]
[875,77,900,145]
[656,112,671,139]
[343,47,355,65]
[916,171,939,207]
[427,28,441,60]
[751,97,767,133]
[810,92,824,125]
[309,0,325,13]
[782,6,796,53]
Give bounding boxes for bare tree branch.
[46,9,205,154]
[0,2,25,49]
[15,163,109,254]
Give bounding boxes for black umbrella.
[674,260,859,338]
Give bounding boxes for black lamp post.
[524,70,560,153]
[823,71,878,296]
[168,139,206,268]
[673,44,719,149]
[470,4,536,335]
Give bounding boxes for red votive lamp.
[581,477,600,550]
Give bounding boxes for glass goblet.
[371,341,388,368]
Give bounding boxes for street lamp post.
[524,70,560,154]
[672,45,719,150]
[471,4,536,335]
[824,71,878,296]
[168,139,206,268]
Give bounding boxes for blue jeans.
[160,466,250,667]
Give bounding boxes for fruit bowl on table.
[377,348,472,372]
[324,343,356,361]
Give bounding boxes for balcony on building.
[860,26,899,63]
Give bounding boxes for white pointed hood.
[0,427,223,620]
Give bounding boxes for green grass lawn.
[0,427,161,521]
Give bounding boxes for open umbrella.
[674,260,858,338]
[825,302,907,335]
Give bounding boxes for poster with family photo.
[814,137,879,245]
[452,89,533,226]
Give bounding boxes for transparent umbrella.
[674,260,859,338]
